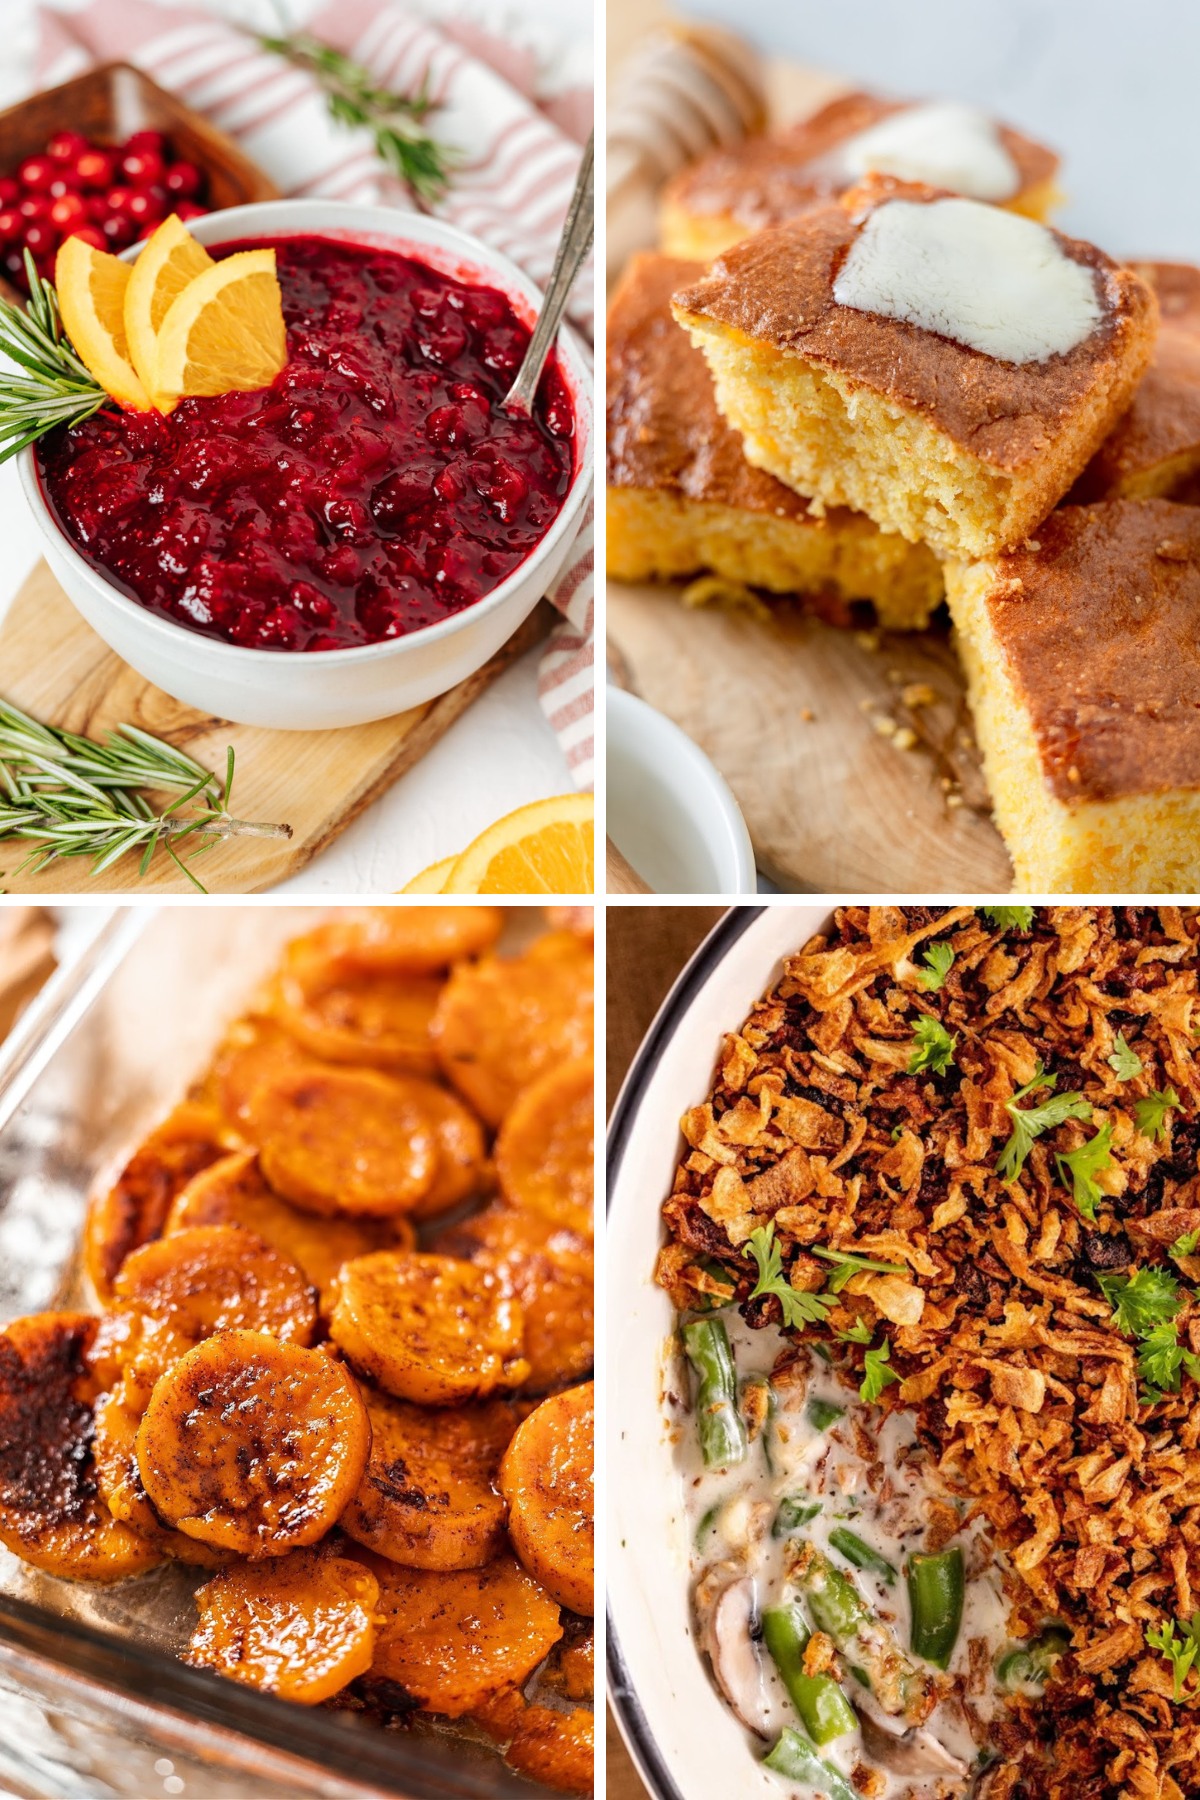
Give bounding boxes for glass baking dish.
[0,901,562,1800]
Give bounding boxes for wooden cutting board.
[607,583,1013,893]
[0,561,550,894]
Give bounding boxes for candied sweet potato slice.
[93,1377,232,1567]
[431,934,593,1127]
[407,1083,491,1220]
[0,1313,162,1582]
[110,1225,317,1397]
[496,1059,594,1238]
[474,1688,594,1794]
[432,1204,593,1395]
[500,1383,593,1614]
[285,908,503,979]
[206,1019,318,1134]
[341,1387,525,1570]
[84,1101,235,1302]
[189,1548,381,1703]
[167,1151,412,1310]
[249,1068,437,1217]
[330,1252,529,1404]
[136,1330,369,1558]
[270,968,443,1074]
[363,1549,562,1716]
[557,1630,595,1701]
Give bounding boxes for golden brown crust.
[607,252,822,517]
[663,91,1058,235]
[673,182,1158,474]
[961,499,1200,803]
[1073,262,1200,498]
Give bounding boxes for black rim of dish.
[604,904,765,1800]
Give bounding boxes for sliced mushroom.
[694,1572,772,1737]
[855,1705,969,1778]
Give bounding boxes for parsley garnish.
[1137,1321,1200,1402]
[812,1246,908,1294]
[980,906,1035,931]
[743,1223,835,1330]
[836,1320,874,1345]
[995,1063,1092,1183]
[908,1014,957,1076]
[1171,1230,1200,1261]
[1096,1265,1181,1337]
[1108,1033,1143,1080]
[1147,1614,1200,1700]
[1135,1088,1180,1143]
[1055,1123,1113,1222]
[860,1339,901,1404]
[916,942,955,992]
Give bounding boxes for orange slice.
[446,795,594,894]
[399,857,455,895]
[153,249,287,413]
[124,214,214,406]
[54,236,150,411]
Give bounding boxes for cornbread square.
[1072,263,1200,500]
[606,252,943,630]
[946,501,1200,894]
[661,90,1061,261]
[673,185,1159,561]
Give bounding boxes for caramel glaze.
[672,178,1159,474]
[980,499,1200,803]
[608,251,843,521]
[1073,263,1200,496]
[0,1314,98,1529]
[664,90,1059,228]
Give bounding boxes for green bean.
[907,1548,965,1670]
[682,1317,747,1468]
[797,1549,927,1718]
[996,1625,1070,1689]
[828,1527,896,1585]
[740,1374,777,1474]
[772,1496,821,1537]
[694,1504,720,1551]
[806,1398,845,1431]
[762,1602,856,1745]
[763,1728,858,1800]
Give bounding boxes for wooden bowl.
[0,60,280,302]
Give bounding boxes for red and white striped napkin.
[35,0,595,788]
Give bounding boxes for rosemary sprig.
[0,251,109,464]
[256,30,455,203]
[0,699,291,892]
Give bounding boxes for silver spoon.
[503,131,594,416]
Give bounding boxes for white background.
[0,0,592,894]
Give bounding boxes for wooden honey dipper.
[607,21,767,201]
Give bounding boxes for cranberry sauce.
[37,235,576,651]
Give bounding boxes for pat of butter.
[832,197,1104,364]
[831,101,1021,203]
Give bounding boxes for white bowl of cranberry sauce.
[19,200,592,730]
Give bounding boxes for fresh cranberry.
[101,215,135,249]
[120,149,165,189]
[125,190,163,225]
[17,155,56,191]
[0,177,19,206]
[164,160,201,199]
[122,130,166,156]
[174,200,208,223]
[47,131,89,165]
[105,185,135,217]
[66,225,106,251]
[74,148,115,191]
[3,247,25,281]
[22,221,57,257]
[0,208,20,243]
[18,195,49,222]
[85,195,109,222]
[49,194,87,232]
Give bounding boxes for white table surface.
[0,0,592,896]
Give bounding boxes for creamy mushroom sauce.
[669,1315,1015,1798]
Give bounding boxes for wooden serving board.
[0,562,550,894]
[607,582,1013,893]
